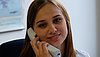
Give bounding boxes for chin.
[51,42,62,48]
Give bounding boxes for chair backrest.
[0,39,24,57]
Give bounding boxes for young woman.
[19,0,89,57]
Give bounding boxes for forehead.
[35,3,63,21]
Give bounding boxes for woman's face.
[33,3,68,47]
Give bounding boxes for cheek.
[63,27,68,38]
[61,22,68,38]
[35,28,47,40]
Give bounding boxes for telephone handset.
[27,28,61,57]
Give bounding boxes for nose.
[48,24,57,35]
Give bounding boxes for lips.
[48,33,61,42]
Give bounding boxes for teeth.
[58,33,60,35]
[54,33,60,36]
[48,33,61,39]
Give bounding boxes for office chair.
[0,39,24,57]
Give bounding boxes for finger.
[31,37,39,48]
[30,37,39,54]
[32,37,40,47]
[38,41,43,53]
[42,42,49,54]
[37,41,48,54]
[32,37,39,44]
[30,41,39,54]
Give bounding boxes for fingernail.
[37,41,40,44]
[45,43,49,47]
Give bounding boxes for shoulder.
[76,49,90,57]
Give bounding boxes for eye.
[53,17,62,24]
[37,22,47,29]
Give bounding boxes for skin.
[30,3,68,57]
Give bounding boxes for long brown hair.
[19,0,76,57]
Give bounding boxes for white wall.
[61,0,98,57]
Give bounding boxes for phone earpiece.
[27,28,36,41]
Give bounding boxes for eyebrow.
[52,15,61,19]
[36,15,61,24]
[36,20,45,24]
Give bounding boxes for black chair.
[0,39,24,57]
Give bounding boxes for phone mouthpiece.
[48,45,61,57]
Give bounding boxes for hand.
[30,37,52,57]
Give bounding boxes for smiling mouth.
[48,33,61,42]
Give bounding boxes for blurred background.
[0,0,99,57]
